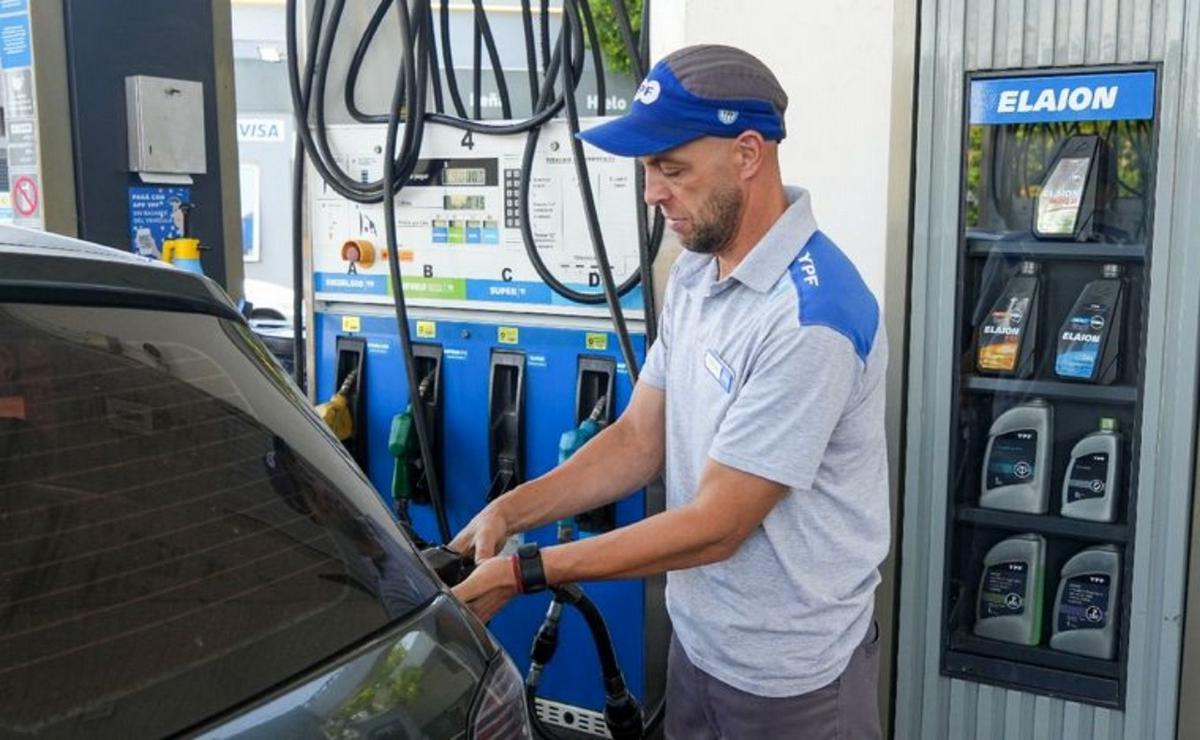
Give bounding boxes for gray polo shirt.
[640,186,889,697]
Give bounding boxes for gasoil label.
[986,430,1037,489]
[1066,453,1109,503]
[981,561,1028,618]
[978,296,1030,372]
[1056,301,1111,379]
[1057,574,1110,631]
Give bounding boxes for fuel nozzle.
[316,369,358,441]
[390,368,438,505]
[420,546,476,587]
[556,395,608,542]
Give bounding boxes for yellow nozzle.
[316,369,359,441]
[161,237,201,264]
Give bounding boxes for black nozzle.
[420,546,476,587]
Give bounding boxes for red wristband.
[510,554,524,594]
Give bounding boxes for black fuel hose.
[520,0,540,110]
[439,0,470,118]
[560,0,639,380]
[344,0,394,124]
[381,0,453,544]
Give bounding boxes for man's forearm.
[540,503,733,584]
[495,417,662,535]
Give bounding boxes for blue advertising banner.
[129,186,190,258]
[970,70,1156,124]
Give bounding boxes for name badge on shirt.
[704,350,734,393]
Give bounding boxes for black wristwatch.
[515,543,548,594]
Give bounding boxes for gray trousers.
[664,623,882,740]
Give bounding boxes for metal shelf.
[964,375,1139,404]
[956,507,1130,543]
[945,635,1121,707]
[965,234,1146,262]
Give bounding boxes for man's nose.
[643,168,668,207]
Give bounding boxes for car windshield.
[0,303,438,739]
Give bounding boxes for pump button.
[340,239,376,269]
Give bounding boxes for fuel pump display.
[941,68,1158,707]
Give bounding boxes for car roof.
[0,225,242,320]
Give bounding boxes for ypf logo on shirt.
[634,80,661,105]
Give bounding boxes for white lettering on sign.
[995,85,1119,114]
[237,117,286,142]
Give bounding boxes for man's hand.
[448,503,510,562]
[451,555,520,621]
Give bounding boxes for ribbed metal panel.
[962,0,1163,70]
[897,0,1199,738]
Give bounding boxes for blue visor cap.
[577,61,786,157]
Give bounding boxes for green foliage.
[586,0,644,77]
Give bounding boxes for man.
[450,44,889,739]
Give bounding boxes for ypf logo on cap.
[634,79,661,105]
[717,109,739,125]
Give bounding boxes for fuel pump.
[290,0,666,733]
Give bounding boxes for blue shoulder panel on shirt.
[787,230,880,362]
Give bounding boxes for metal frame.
[896,0,1200,737]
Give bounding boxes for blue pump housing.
[315,309,649,712]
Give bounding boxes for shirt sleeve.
[709,323,861,491]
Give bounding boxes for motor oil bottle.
[1061,418,1122,522]
[975,534,1045,645]
[1050,545,1120,659]
[977,261,1042,378]
[981,399,1053,514]
[1054,264,1126,384]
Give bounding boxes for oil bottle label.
[980,561,1029,618]
[1055,301,1112,379]
[1066,453,1110,503]
[978,296,1030,372]
[986,430,1037,489]
[1057,574,1110,631]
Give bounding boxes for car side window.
[0,303,436,739]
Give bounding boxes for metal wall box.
[124,75,206,174]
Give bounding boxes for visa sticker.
[704,350,734,393]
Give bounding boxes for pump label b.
[980,561,1028,618]
[986,430,1037,489]
[1067,453,1110,502]
[1057,574,1110,631]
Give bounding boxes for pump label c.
[1057,574,1110,631]
[980,561,1028,618]
[1066,453,1110,503]
[986,430,1037,489]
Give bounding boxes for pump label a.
[1057,574,1110,631]
[981,561,1029,618]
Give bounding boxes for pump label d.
[1057,574,1110,631]
[1067,453,1110,503]
[978,296,1030,372]
[981,561,1028,618]
[986,430,1037,489]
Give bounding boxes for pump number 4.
[461,131,475,151]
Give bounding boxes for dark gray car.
[0,228,531,739]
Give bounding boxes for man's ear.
[732,131,767,181]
